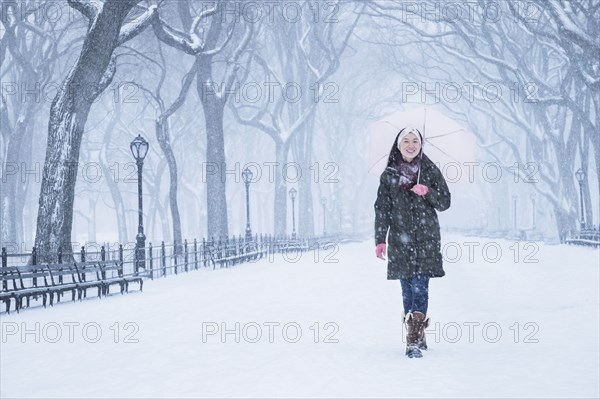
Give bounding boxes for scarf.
[397,156,421,190]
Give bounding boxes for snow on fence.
[565,225,600,248]
[1,234,344,313]
[143,234,339,279]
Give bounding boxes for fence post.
[184,239,189,272]
[31,247,38,287]
[211,237,216,270]
[100,246,106,280]
[264,235,268,255]
[173,244,178,275]
[148,242,154,280]
[119,245,124,277]
[202,238,207,268]
[233,235,236,265]
[57,247,64,284]
[223,236,227,266]
[194,239,198,270]
[161,241,166,277]
[258,234,262,256]
[1,247,7,291]
[218,236,223,268]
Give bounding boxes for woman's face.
[399,133,421,162]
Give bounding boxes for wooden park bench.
[98,261,144,295]
[45,262,81,305]
[565,227,600,248]
[1,260,144,314]
[0,265,52,313]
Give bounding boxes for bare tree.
[365,0,598,239]
[98,100,129,243]
[229,1,363,236]
[0,1,82,249]
[151,0,252,239]
[115,39,197,252]
[34,0,156,262]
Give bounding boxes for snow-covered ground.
[1,235,599,398]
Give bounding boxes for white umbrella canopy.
[368,106,477,184]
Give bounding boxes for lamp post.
[530,192,536,230]
[289,187,297,239]
[575,168,585,229]
[512,194,518,232]
[242,167,253,241]
[321,197,327,236]
[130,134,149,274]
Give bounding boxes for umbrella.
[368,106,477,184]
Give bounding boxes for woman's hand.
[376,243,387,260]
[411,184,429,196]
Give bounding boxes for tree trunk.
[100,132,128,243]
[295,118,317,238]
[197,59,228,239]
[1,95,34,248]
[34,2,137,262]
[554,207,576,243]
[87,197,97,243]
[156,119,183,250]
[1,133,22,247]
[273,140,289,236]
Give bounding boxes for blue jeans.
[400,274,430,315]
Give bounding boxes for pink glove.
[411,184,429,196]
[376,243,387,260]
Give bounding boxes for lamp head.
[242,167,253,184]
[130,135,149,162]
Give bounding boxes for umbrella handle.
[417,108,426,184]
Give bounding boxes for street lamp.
[512,194,518,232]
[530,192,536,230]
[321,197,327,236]
[242,167,253,241]
[130,134,149,274]
[575,168,585,229]
[289,187,297,239]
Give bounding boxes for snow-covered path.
[1,236,599,398]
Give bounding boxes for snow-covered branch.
[162,61,197,121]
[544,0,600,52]
[67,0,100,21]
[117,5,158,46]
[202,22,236,57]
[152,14,201,55]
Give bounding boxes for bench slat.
[2,259,144,313]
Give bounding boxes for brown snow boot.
[417,316,430,350]
[405,311,426,358]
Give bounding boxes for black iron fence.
[1,234,343,313]
[142,234,335,279]
[565,226,600,248]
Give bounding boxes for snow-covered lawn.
[1,235,599,398]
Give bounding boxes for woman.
[374,127,451,358]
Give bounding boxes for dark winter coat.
[374,152,451,280]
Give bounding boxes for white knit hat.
[397,127,422,149]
